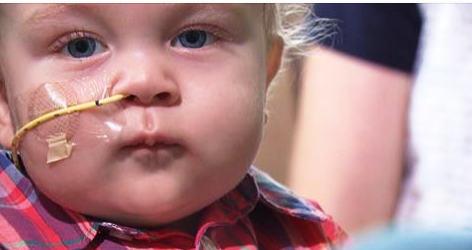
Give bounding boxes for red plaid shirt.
[0,151,346,249]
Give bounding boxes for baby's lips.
[121,130,180,149]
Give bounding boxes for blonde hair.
[266,4,338,58]
[262,4,338,112]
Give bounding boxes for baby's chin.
[72,191,216,230]
[52,176,227,229]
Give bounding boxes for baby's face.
[0,4,280,227]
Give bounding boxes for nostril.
[124,95,137,102]
[156,92,171,100]
[121,92,179,106]
[156,92,180,106]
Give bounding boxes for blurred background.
[254,60,299,185]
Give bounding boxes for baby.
[0,4,345,249]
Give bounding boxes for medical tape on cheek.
[11,81,128,169]
[28,83,79,163]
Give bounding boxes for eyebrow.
[22,3,255,41]
[186,3,247,18]
[25,4,95,25]
[26,3,249,24]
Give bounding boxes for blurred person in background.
[289,3,472,237]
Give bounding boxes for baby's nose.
[111,50,180,106]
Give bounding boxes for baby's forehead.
[2,3,264,24]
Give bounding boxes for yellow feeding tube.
[11,94,128,169]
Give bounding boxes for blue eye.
[64,37,103,58]
[172,30,216,48]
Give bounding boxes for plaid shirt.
[0,151,346,249]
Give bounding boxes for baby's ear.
[265,36,284,89]
[0,79,14,149]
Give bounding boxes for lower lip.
[122,143,180,167]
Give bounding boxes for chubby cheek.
[19,125,125,214]
[11,79,125,206]
[18,116,115,201]
[182,60,267,191]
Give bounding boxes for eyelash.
[172,24,231,46]
[48,29,104,53]
[47,24,230,54]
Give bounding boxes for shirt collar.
[248,167,329,222]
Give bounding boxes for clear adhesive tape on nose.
[11,93,128,169]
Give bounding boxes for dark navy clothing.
[315,4,423,73]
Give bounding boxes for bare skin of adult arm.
[288,48,412,235]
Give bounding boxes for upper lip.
[122,131,180,148]
[115,108,181,149]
